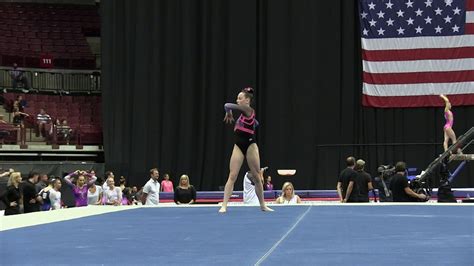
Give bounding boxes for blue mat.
[1,205,473,265]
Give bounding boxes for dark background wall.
[101,0,473,190]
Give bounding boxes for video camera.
[373,165,396,202]
[377,165,396,176]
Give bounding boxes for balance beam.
[449,154,474,161]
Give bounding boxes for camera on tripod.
[409,177,430,202]
[377,165,395,177]
[372,165,396,202]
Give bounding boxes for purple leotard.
[72,186,89,207]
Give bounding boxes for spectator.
[119,176,131,205]
[87,181,103,205]
[0,114,8,125]
[22,171,42,213]
[12,107,29,128]
[142,168,160,205]
[264,175,273,191]
[2,172,22,215]
[390,162,427,202]
[36,109,51,137]
[49,178,62,210]
[174,174,196,205]
[12,95,26,112]
[102,171,114,192]
[38,177,53,211]
[35,174,49,193]
[354,159,373,202]
[56,119,72,144]
[336,156,359,203]
[104,177,122,206]
[9,63,30,93]
[161,173,174,192]
[12,107,29,143]
[0,115,15,142]
[64,170,97,207]
[275,182,302,204]
[243,167,267,205]
[130,186,140,205]
[0,168,14,180]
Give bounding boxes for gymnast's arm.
[224,103,253,117]
[440,94,450,112]
[64,172,77,188]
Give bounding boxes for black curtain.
[101,0,474,190]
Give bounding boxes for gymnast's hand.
[223,112,234,124]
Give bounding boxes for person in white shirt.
[36,108,51,138]
[49,179,62,210]
[102,171,114,192]
[275,182,301,204]
[104,177,122,206]
[88,182,103,205]
[142,168,160,205]
[243,167,268,205]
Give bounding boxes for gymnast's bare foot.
[261,206,274,212]
[218,206,227,213]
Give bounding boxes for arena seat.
[2,92,102,145]
[0,2,99,69]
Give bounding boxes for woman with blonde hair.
[275,182,301,204]
[2,172,22,215]
[174,174,196,205]
[104,177,122,206]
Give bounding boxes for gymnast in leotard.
[440,94,461,153]
[219,87,273,213]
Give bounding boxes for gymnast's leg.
[219,145,245,213]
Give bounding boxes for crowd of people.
[0,167,200,216]
[0,93,73,144]
[0,154,434,217]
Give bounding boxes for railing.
[0,66,101,94]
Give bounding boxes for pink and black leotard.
[234,112,257,153]
[444,110,454,129]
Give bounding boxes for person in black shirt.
[337,156,359,203]
[35,174,49,193]
[22,171,42,213]
[2,172,22,215]
[354,159,373,202]
[174,175,196,205]
[390,162,427,202]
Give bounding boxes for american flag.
[359,0,474,107]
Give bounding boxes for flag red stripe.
[467,0,474,11]
[362,94,474,108]
[363,70,474,84]
[466,24,474,35]
[362,47,474,61]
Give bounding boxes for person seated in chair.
[12,107,29,143]
[275,182,302,204]
[9,63,30,93]
[36,109,51,137]
[390,161,427,202]
[56,119,73,144]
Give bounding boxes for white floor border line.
[254,205,312,266]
